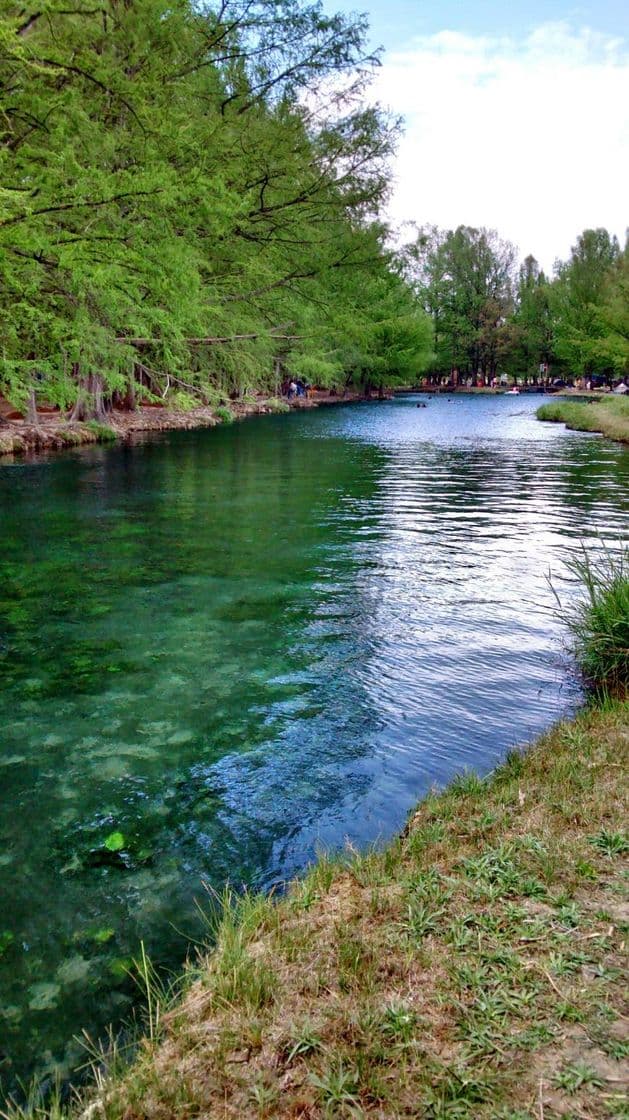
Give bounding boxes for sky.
[322,0,629,270]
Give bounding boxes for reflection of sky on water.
[0,393,628,1090]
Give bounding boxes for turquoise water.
[0,394,627,1091]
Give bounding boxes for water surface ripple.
[0,393,627,1088]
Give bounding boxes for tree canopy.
[0,0,433,418]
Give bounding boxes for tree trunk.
[121,366,139,411]
[70,371,109,422]
[26,388,39,426]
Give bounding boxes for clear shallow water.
[0,393,627,1089]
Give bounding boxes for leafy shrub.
[170,390,199,411]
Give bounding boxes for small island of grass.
[537,394,629,444]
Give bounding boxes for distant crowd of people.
[420,367,628,393]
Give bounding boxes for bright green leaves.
[103,832,126,853]
[407,225,517,378]
[0,0,430,413]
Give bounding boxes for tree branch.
[115,332,302,347]
[0,188,163,229]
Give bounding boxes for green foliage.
[89,927,116,944]
[214,406,234,424]
[589,829,628,856]
[285,1022,324,1062]
[507,255,554,376]
[84,421,117,442]
[309,1062,361,1114]
[170,391,199,412]
[551,229,624,376]
[0,1,432,414]
[0,929,14,957]
[552,546,629,696]
[537,395,629,441]
[553,1061,602,1094]
[264,397,290,413]
[407,224,516,377]
[405,224,629,381]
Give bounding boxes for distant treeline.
[405,225,629,383]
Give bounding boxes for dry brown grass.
[62,700,628,1120]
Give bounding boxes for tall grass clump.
[265,397,290,414]
[536,401,590,428]
[84,421,117,442]
[553,546,629,697]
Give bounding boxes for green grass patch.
[537,394,629,442]
[264,397,291,413]
[84,421,118,442]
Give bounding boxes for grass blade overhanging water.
[550,545,629,699]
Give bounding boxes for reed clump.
[553,547,629,698]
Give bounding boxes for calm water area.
[1,393,628,1091]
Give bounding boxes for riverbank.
[537,395,629,444]
[41,698,628,1120]
[0,391,369,460]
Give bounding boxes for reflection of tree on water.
[549,440,629,520]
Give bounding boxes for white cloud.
[371,22,629,270]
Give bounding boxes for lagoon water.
[1,393,628,1090]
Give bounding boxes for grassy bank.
[0,421,118,457]
[536,395,629,444]
[16,700,625,1120]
